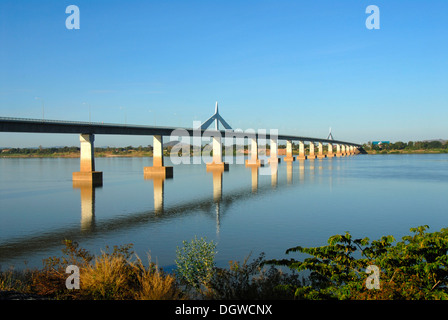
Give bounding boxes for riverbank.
[2,149,447,158]
[365,149,448,155]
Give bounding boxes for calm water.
[1,154,448,271]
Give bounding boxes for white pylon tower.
[327,127,334,140]
[199,102,232,130]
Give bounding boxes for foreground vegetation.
[1,226,447,300]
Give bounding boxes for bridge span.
[0,116,362,186]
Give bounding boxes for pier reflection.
[144,173,171,214]
[1,159,343,263]
[286,162,293,185]
[251,167,258,193]
[211,170,223,235]
[73,181,101,232]
[270,162,278,189]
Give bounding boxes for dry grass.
[19,241,186,300]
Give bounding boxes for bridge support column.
[245,136,264,167]
[317,142,326,159]
[284,140,295,162]
[297,141,306,160]
[268,138,281,164]
[350,146,355,155]
[308,142,316,159]
[327,143,334,158]
[341,145,346,156]
[207,135,229,171]
[336,144,342,157]
[144,135,173,178]
[73,134,102,186]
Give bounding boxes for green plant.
[175,236,217,294]
[206,253,302,300]
[266,226,448,300]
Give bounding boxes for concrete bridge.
[0,114,362,186]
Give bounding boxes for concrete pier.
[341,145,346,156]
[268,138,281,164]
[336,144,342,157]
[284,140,295,162]
[317,142,326,159]
[207,135,229,171]
[72,134,103,186]
[327,143,334,158]
[245,137,264,167]
[297,141,306,160]
[308,142,317,160]
[144,135,174,178]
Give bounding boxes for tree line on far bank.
[363,140,447,152]
[2,139,447,156]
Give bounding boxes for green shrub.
[266,226,448,300]
[175,236,217,295]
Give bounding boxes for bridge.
[0,105,362,186]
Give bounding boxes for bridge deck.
[0,117,361,147]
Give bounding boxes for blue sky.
[0,0,447,147]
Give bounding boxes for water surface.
[1,154,447,271]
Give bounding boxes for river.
[1,154,447,271]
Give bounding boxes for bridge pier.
[335,144,342,157]
[327,143,334,158]
[245,136,264,167]
[317,142,326,159]
[308,142,316,159]
[284,140,295,162]
[297,141,306,160]
[268,138,281,164]
[207,135,229,171]
[72,134,103,186]
[144,135,173,178]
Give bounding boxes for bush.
[175,236,217,295]
[266,226,448,300]
[206,253,302,300]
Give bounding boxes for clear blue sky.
[1,0,447,147]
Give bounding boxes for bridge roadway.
[0,116,362,185]
[0,116,360,146]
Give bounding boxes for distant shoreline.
[1,149,447,159]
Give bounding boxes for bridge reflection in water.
[0,156,350,265]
